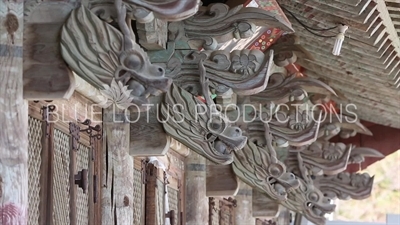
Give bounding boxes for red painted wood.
[331,122,400,173]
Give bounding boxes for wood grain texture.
[185,153,208,225]
[102,108,134,225]
[0,0,28,224]
[233,180,255,225]
[23,0,77,100]
[206,164,239,197]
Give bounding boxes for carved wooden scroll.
[285,142,353,176]
[314,172,374,200]
[349,147,384,164]
[89,0,200,23]
[317,115,373,141]
[167,49,275,96]
[168,3,294,50]
[270,33,314,66]
[61,5,171,109]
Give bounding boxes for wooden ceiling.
[276,0,400,128]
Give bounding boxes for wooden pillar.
[101,107,134,224]
[185,152,209,225]
[0,0,28,224]
[234,180,255,225]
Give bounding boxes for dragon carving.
[61,2,172,109]
[59,2,382,224]
[161,61,247,164]
[232,124,300,202]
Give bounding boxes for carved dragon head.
[161,83,247,164]
[283,179,336,225]
[61,5,172,108]
[232,140,300,202]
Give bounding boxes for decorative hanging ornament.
[332,24,349,56]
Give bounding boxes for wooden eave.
[277,0,400,129]
[385,0,400,40]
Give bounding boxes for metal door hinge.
[79,119,102,160]
[41,105,56,136]
[69,122,80,151]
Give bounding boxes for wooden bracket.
[74,169,88,194]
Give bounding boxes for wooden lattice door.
[27,100,102,225]
[209,197,237,225]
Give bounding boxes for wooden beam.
[206,164,239,197]
[129,96,170,157]
[294,30,389,68]
[280,0,375,32]
[300,59,400,102]
[288,27,385,61]
[334,0,363,7]
[307,0,372,15]
[291,24,400,75]
[0,0,28,224]
[304,68,399,108]
[299,41,393,77]
[252,190,280,218]
[23,1,76,100]
[375,0,400,53]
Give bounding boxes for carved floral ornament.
[59,2,382,224]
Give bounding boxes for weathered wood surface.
[23,0,76,99]
[144,163,158,225]
[129,96,170,156]
[0,0,28,223]
[252,190,280,219]
[185,152,208,225]
[137,18,168,50]
[102,108,134,225]
[234,181,255,225]
[275,0,400,128]
[206,164,239,197]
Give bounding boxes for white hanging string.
[148,157,171,225]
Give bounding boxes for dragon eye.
[308,192,319,202]
[124,54,142,70]
[208,118,226,133]
[211,122,221,130]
